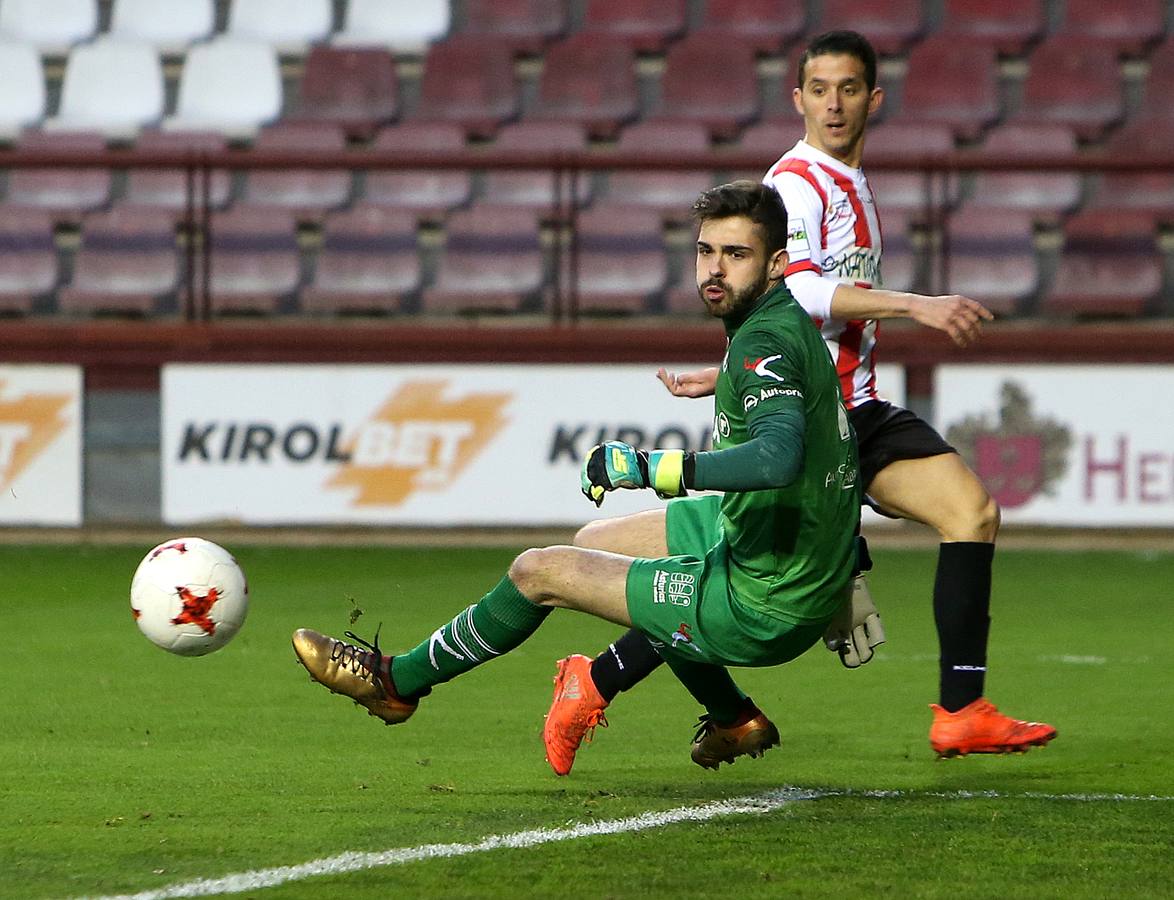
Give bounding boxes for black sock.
[589,628,665,703]
[933,542,994,712]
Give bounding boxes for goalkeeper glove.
[580,441,691,507]
[823,574,886,669]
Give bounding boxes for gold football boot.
[292,628,417,725]
[690,706,780,770]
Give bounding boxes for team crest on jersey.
[786,217,809,253]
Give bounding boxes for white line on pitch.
[75,787,1172,900]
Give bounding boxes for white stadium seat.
[332,0,451,52]
[162,37,282,139]
[0,0,97,54]
[45,38,164,138]
[109,0,214,54]
[228,0,333,54]
[0,40,44,140]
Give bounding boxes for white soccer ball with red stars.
[130,537,249,656]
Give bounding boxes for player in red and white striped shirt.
[544,31,1056,769]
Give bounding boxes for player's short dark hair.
[691,180,789,254]
[797,30,878,92]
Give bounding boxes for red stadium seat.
[1015,38,1124,141]
[1042,212,1160,318]
[1055,0,1165,56]
[362,123,472,219]
[889,37,999,141]
[580,0,687,53]
[413,37,520,139]
[879,210,918,294]
[422,206,546,314]
[697,0,806,55]
[58,208,178,315]
[301,205,420,315]
[566,204,667,315]
[863,122,958,215]
[206,208,301,315]
[938,0,1045,55]
[814,0,926,55]
[457,0,569,53]
[241,122,352,217]
[657,31,761,141]
[1083,120,1174,221]
[732,119,804,180]
[292,46,398,140]
[0,208,56,314]
[942,209,1037,316]
[121,130,232,215]
[605,119,713,219]
[964,124,1081,221]
[480,121,591,210]
[1138,39,1174,120]
[5,131,112,221]
[528,33,639,140]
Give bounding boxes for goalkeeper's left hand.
[581,441,690,507]
[823,574,886,668]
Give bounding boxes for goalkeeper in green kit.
[292,180,864,770]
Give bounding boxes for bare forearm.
[828,283,993,347]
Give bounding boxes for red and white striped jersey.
[762,139,885,409]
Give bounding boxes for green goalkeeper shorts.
[625,495,826,667]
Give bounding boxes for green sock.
[391,576,551,698]
[661,655,749,724]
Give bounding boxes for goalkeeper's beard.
[698,271,770,319]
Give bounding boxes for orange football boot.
[930,697,1057,758]
[543,654,609,776]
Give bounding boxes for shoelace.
[692,714,717,744]
[329,625,384,681]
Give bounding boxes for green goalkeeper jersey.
[708,282,861,624]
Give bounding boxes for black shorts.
[848,399,956,492]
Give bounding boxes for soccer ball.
[130,537,249,656]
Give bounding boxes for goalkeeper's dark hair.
[691,181,789,254]
[798,30,877,92]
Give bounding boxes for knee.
[507,547,555,602]
[948,492,1000,542]
[573,519,607,549]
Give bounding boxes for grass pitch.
[2,542,1172,899]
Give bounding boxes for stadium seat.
[5,131,112,219]
[565,204,667,315]
[734,119,804,180]
[814,0,926,54]
[964,124,1081,221]
[1083,120,1174,220]
[44,38,164,139]
[696,0,806,55]
[413,37,519,139]
[206,207,301,314]
[938,0,1045,55]
[862,122,958,215]
[604,120,713,219]
[1042,212,1160,318]
[528,32,639,140]
[227,0,332,54]
[121,129,232,214]
[888,37,999,141]
[1015,38,1123,141]
[1055,0,1165,56]
[942,208,1037,315]
[108,0,214,54]
[656,31,761,141]
[58,208,178,315]
[579,0,687,53]
[332,0,451,53]
[1138,39,1174,120]
[0,208,56,313]
[879,210,918,294]
[162,37,282,139]
[0,40,45,141]
[362,122,472,219]
[291,46,398,140]
[480,121,590,211]
[422,205,545,314]
[241,122,352,216]
[457,0,568,53]
[0,0,97,54]
[301,204,420,315]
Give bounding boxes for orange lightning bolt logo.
[327,380,511,506]
[0,379,72,494]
